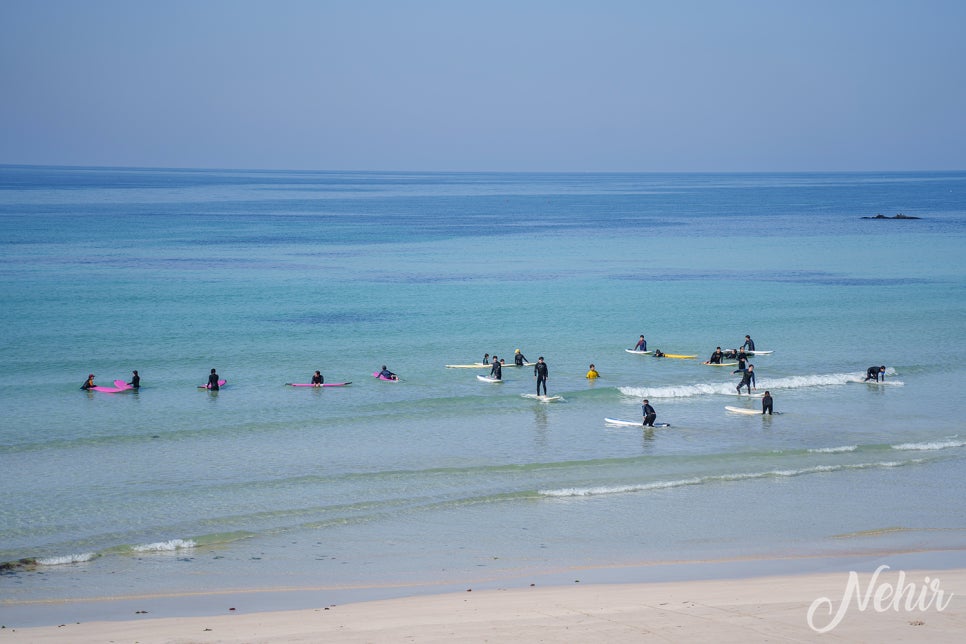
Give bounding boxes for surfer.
[311,370,324,386]
[207,368,220,390]
[128,370,140,389]
[534,357,549,396]
[81,373,95,390]
[864,365,886,382]
[736,365,756,393]
[705,347,723,364]
[641,399,657,427]
[513,349,528,366]
[732,355,748,374]
[742,335,755,352]
[633,335,647,351]
[482,353,489,366]
[762,391,773,415]
[586,364,599,379]
[653,349,665,357]
[489,356,502,381]
[378,366,397,380]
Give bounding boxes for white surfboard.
[625,349,653,355]
[477,375,503,383]
[604,417,671,427]
[725,405,762,415]
[747,350,773,355]
[521,393,564,402]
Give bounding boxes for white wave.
[36,552,98,566]
[619,372,904,398]
[808,445,858,453]
[891,440,966,451]
[539,461,911,498]
[131,538,197,552]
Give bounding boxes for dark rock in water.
[862,213,921,219]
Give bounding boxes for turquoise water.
[2,167,965,620]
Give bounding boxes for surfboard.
[286,382,352,387]
[725,405,761,415]
[521,393,564,402]
[604,418,671,427]
[90,379,134,393]
[625,349,653,355]
[476,375,503,383]
[704,362,739,367]
[445,363,489,368]
[198,379,227,389]
[747,350,773,355]
[372,372,399,381]
[662,353,697,359]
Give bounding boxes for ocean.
[1,166,965,624]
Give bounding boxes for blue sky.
[1,0,964,172]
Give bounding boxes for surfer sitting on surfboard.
[513,349,528,366]
[642,399,657,427]
[743,335,755,352]
[311,370,324,386]
[633,335,647,351]
[705,347,723,365]
[207,368,221,390]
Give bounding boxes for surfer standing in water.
[311,370,324,386]
[489,356,502,381]
[128,370,140,389]
[207,368,220,390]
[534,357,549,395]
[762,391,773,415]
[513,349,527,366]
[81,374,95,390]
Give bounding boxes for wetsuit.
[534,361,549,395]
[743,337,755,352]
[379,369,396,380]
[128,373,140,389]
[732,357,747,373]
[737,368,756,393]
[514,352,527,366]
[708,350,723,364]
[634,338,647,351]
[489,359,502,380]
[864,366,884,382]
[311,372,323,385]
[207,372,220,390]
[81,377,95,390]
[642,403,657,427]
[761,393,773,415]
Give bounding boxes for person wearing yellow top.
[586,364,600,379]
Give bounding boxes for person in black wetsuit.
[534,357,549,395]
[128,370,140,389]
[641,399,657,427]
[207,368,220,390]
[743,335,755,352]
[705,347,723,364]
[732,355,747,374]
[311,370,324,386]
[81,374,95,390]
[489,355,502,380]
[513,349,527,366]
[736,364,756,393]
[378,366,397,380]
[762,390,773,415]
[864,365,886,382]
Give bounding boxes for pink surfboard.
[372,372,399,381]
[90,379,134,393]
[198,379,227,389]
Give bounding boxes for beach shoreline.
[4,548,965,641]
[4,562,963,642]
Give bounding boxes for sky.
[1,0,965,172]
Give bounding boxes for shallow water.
[1,167,965,619]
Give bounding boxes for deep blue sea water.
[1,166,965,624]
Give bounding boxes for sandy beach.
[4,567,963,643]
